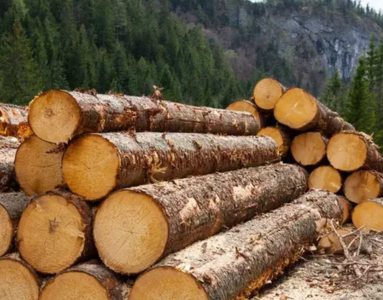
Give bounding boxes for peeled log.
[344,170,383,204]
[128,190,343,300]
[291,132,327,166]
[29,90,260,144]
[308,166,342,193]
[253,78,286,111]
[0,104,32,140]
[39,261,131,300]
[274,88,354,135]
[0,253,40,300]
[0,193,30,257]
[15,135,65,196]
[0,136,20,192]
[226,100,265,127]
[327,131,383,172]
[352,199,383,231]
[63,132,280,201]
[94,163,308,274]
[257,125,291,156]
[17,192,94,274]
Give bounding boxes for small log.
[39,261,131,300]
[253,78,286,111]
[317,228,354,255]
[128,190,343,300]
[0,136,20,192]
[291,132,327,166]
[327,131,383,172]
[226,100,265,127]
[352,199,383,231]
[274,88,354,135]
[94,163,308,274]
[63,132,280,201]
[339,196,353,224]
[257,125,291,156]
[344,170,383,204]
[17,191,94,274]
[0,192,30,257]
[28,90,260,144]
[15,135,65,196]
[0,253,41,300]
[0,104,32,140]
[308,166,342,193]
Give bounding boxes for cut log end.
[226,100,262,126]
[327,133,367,172]
[352,200,383,231]
[40,272,109,300]
[63,135,119,201]
[339,196,352,224]
[317,229,353,255]
[253,78,284,111]
[0,258,39,300]
[308,166,342,193]
[17,194,86,274]
[29,90,81,144]
[0,204,13,257]
[129,267,208,300]
[15,135,65,196]
[291,132,326,166]
[344,171,381,204]
[274,88,318,129]
[94,191,168,274]
[257,127,286,155]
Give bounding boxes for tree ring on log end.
[226,100,262,125]
[0,259,39,300]
[0,204,13,257]
[129,267,208,300]
[291,132,326,166]
[29,90,81,144]
[257,127,285,155]
[40,272,109,300]
[94,190,169,274]
[308,166,342,193]
[352,201,383,231]
[253,78,284,110]
[344,171,380,204]
[63,135,120,201]
[327,133,367,172]
[17,194,86,274]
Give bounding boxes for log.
[128,190,343,300]
[339,196,353,224]
[0,192,30,257]
[327,131,383,172]
[17,191,94,274]
[15,135,65,196]
[308,166,342,193]
[257,125,291,156]
[226,100,265,127]
[0,104,32,140]
[291,132,327,166]
[63,132,280,201]
[274,88,354,135]
[39,261,131,300]
[28,90,260,144]
[0,253,40,300]
[253,78,286,111]
[352,199,383,231]
[94,163,308,274]
[317,228,354,255]
[343,170,383,204]
[0,136,20,192]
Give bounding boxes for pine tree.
[320,69,344,113]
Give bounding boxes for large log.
[291,132,327,166]
[352,198,383,231]
[17,191,94,274]
[344,170,383,204]
[253,78,286,112]
[274,88,354,135]
[63,132,280,201]
[28,90,260,144]
[15,135,65,196]
[0,253,41,300]
[39,261,131,300]
[327,131,383,172]
[128,190,343,300]
[308,166,342,193]
[94,163,308,274]
[0,192,30,257]
[257,125,292,156]
[0,136,20,192]
[226,100,265,127]
[0,104,32,140]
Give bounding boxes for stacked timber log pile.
[0,79,380,300]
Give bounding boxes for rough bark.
[130,190,343,300]
[0,136,20,192]
[0,104,32,140]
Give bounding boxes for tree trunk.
[40,261,131,300]
[253,78,286,112]
[128,190,343,300]
[226,100,266,127]
[327,131,383,172]
[344,170,383,204]
[257,125,292,156]
[29,90,260,144]
[308,166,342,193]
[352,198,383,231]
[0,104,32,140]
[0,253,41,300]
[15,135,66,196]
[17,191,94,274]
[291,132,328,166]
[0,192,30,257]
[63,132,280,201]
[0,136,20,192]
[94,163,308,274]
[274,88,354,136]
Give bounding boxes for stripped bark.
[0,136,20,192]
[129,190,343,300]
[0,104,32,140]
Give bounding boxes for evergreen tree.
[320,69,344,113]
